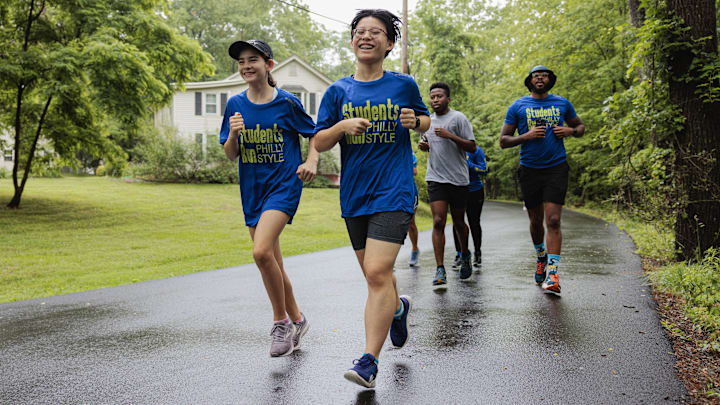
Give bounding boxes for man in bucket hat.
[499,65,585,295]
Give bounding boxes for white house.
[1,133,13,171]
[154,55,339,176]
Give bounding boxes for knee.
[365,267,391,289]
[432,217,445,231]
[546,215,562,230]
[253,246,274,267]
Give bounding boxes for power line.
[274,0,349,27]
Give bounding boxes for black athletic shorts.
[517,162,569,209]
[427,181,469,208]
[344,211,413,251]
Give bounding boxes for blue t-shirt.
[315,71,430,217]
[466,147,487,192]
[504,94,577,169]
[411,152,418,198]
[219,88,316,227]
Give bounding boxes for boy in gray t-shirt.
[418,82,477,285]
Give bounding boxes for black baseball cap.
[228,39,274,60]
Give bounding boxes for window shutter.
[221,93,228,114]
[195,92,202,115]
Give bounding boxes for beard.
[531,83,549,94]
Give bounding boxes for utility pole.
[402,0,409,74]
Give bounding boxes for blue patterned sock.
[547,254,560,272]
[534,243,547,260]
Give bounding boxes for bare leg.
[449,205,469,255]
[544,202,563,255]
[408,214,419,251]
[354,238,403,358]
[526,204,545,246]
[249,210,299,322]
[430,200,449,266]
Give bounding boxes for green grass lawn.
[0,177,433,303]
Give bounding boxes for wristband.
[414,117,420,129]
[572,127,578,137]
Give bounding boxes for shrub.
[0,168,8,179]
[95,165,105,176]
[649,248,720,347]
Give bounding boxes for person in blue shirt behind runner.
[313,9,430,389]
[408,152,420,267]
[452,146,488,267]
[500,65,585,295]
[220,39,319,357]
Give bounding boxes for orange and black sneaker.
[535,257,547,285]
[542,267,561,294]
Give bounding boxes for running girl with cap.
[220,39,318,357]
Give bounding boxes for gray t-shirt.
[424,109,474,186]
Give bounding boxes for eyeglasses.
[532,72,550,78]
[352,28,387,38]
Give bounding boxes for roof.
[181,55,333,90]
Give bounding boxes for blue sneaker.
[535,256,548,285]
[432,266,447,285]
[390,295,412,348]
[409,249,419,266]
[459,252,472,279]
[344,353,378,388]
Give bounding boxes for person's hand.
[399,108,417,129]
[552,124,574,139]
[418,134,430,151]
[296,160,317,182]
[343,118,372,136]
[523,125,546,141]
[434,127,454,139]
[229,112,245,136]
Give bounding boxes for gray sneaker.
[292,313,310,351]
[269,321,295,357]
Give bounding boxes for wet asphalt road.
[0,201,686,404]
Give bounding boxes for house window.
[205,94,217,114]
[195,133,203,145]
[3,150,12,162]
[195,92,202,115]
[220,93,228,114]
[309,93,316,115]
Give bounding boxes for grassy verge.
[0,177,432,303]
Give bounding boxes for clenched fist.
[229,112,245,136]
[399,108,417,129]
[344,118,372,136]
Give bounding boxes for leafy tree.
[168,0,329,80]
[0,0,214,208]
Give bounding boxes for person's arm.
[552,116,585,139]
[466,152,488,176]
[499,123,547,149]
[223,112,244,160]
[296,136,320,182]
[400,108,430,133]
[314,118,371,152]
[434,127,476,152]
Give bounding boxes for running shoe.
[344,353,378,388]
[432,266,447,285]
[269,321,295,357]
[292,313,310,351]
[459,252,472,279]
[452,252,462,268]
[408,249,419,267]
[542,267,561,294]
[473,250,482,267]
[390,295,412,348]
[535,257,548,285]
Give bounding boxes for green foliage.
[0,0,215,206]
[303,175,334,188]
[168,0,330,80]
[131,129,238,184]
[0,168,9,179]
[650,248,720,346]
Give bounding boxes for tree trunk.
[666,0,720,260]
[629,0,645,27]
